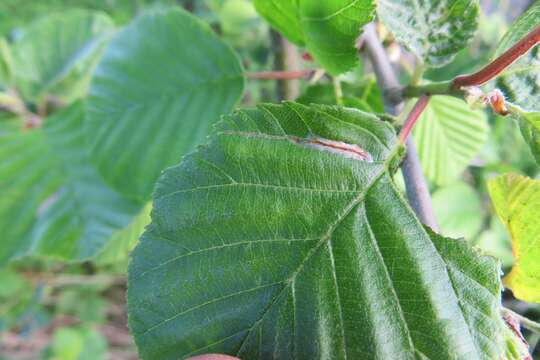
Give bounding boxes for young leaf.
[377,0,480,67]
[253,0,375,75]
[10,10,114,102]
[488,174,540,303]
[413,95,488,185]
[495,2,539,112]
[87,7,245,203]
[128,102,510,359]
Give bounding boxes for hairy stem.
[363,23,439,231]
[453,25,540,88]
[399,95,431,143]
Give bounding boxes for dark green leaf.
[11,10,114,102]
[253,0,375,75]
[128,102,510,359]
[377,0,479,67]
[87,7,245,202]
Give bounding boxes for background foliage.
[0,0,538,359]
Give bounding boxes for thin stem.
[246,70,313,80]
[399,95,431,143]
[363,23,439,232]
[453,25,540,88]
[503,308,540,334]
[333,77,344,106]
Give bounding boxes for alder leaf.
[10,10,114,102]
[488,174,540,303]
[0,128,63,264]
[33,102,141,260]
[377,0,479,67]
[495,2,540,113]
[128,102,511,359]
[253,0,375,75]
[0,102,143,265]
[413,95,488,185]
[252,0,304,45]
[87,7,244,203]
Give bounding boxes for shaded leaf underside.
[128,102,508,360]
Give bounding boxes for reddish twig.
[453,25,540,88]
[399,95,431,143]
[246,70,313,80]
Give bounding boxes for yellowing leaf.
[488,174,540,303]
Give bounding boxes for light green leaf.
[253,0,304,45]
[0,129,63,265]
[253,0,375,75]
[11,10,114,103]
[0,37,13,85]
[95,203,152,266]
[128,102,510,359]
[413,95,488,185]
[51,327,107,360]
[32,102,140,261]
[488,174,540,303]
[495,2,539,112]
[87,7,244,203]
[0,102,142,265]
[432,182,483,240]
[377,0,479,67]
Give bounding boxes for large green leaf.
[10,10,114,103]
[253,0,375,75]
[495,2,539,113]
[413,96,488,185]
[377,0,479,67]
[128,102,510,359]
[488,174,540,303]
[87,7,244,203]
